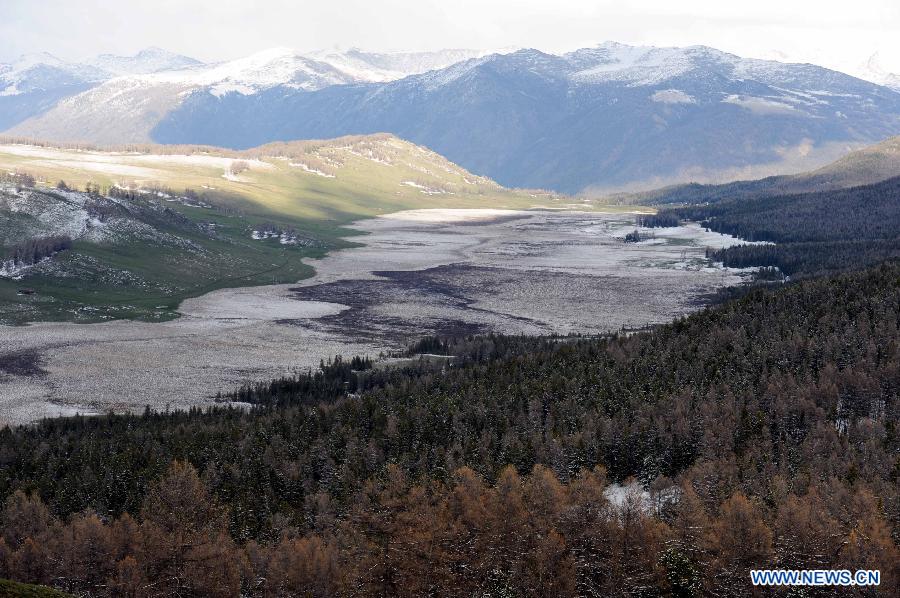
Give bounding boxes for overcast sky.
[2,0,899,74]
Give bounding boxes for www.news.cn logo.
[751,569,880,587]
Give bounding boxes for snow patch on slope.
[651,89,695,104]
[570,43,698,86]
[722,94,803,115]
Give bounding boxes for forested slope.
[0,261,897,595]
[647,175,900,277]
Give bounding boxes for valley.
[3,11,900,593]
[0,209,751,425]
[0,136,563,323]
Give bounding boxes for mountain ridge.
[150,43,900,193]
[616,134,900,205]
[4,42,900,193]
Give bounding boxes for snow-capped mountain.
[853,53,900,91]
[141,47,406,96]
[758,48,900,93]
[0,52,106,96]
[130,46,493,95]
[1,47,493,144]
[0,52,110,131]
[86,47,203,76]
[149,42,900,193]
[138,47,365,96]
[308,48,495,82]
[0,48,204,95]
[4,42,900,193]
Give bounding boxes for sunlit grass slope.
[0,134,564,221]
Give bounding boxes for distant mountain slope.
[2,47,490,144]
[0,48,204,132]
[0,53,108,130]
[148,43,900,193]
[6,43,900,194]
[621,134,900,204]
[0,52,107,96]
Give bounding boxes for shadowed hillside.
[620,134,900,205]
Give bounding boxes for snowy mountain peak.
[193,48,358,95]
[12,52,67,69]
[0,52,106,97]
[134,46,181,59]
[124,47,504,97]
[855,52,900,90]
[560,41,860,88]
[88,47,203,76]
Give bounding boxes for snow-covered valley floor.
[0,210,754,425]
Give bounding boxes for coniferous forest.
[1,139,900,596]
[0,255,897,595]
[651,176,900,277]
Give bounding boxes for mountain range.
[4,43,900,194]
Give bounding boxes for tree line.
[646,176,900,277]
[2,236,73,268]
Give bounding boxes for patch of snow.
[651,89,695,104]
[0,258,41,279]
[0,83,20,97]
[401,180,428,189]
[603,482,650,511]
[289,162,336,178]
[0,144,272,177]
[209,83,257,97]
[401,180,448,195]
[130,153,273,170]
[722,94,803,116]
[570,43,700,86]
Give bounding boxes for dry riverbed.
[0,209,754,425]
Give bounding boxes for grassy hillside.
[0,580,70,598]
[616,135,900,205]
[0,134,563,220]
[0,134,572,324]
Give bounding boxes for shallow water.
[0,209,752,425]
